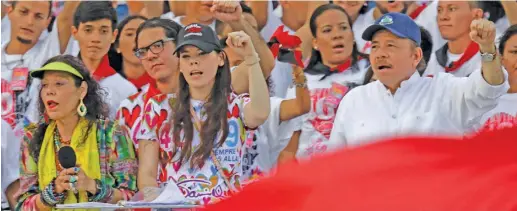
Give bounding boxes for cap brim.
[361,24,409,42]
[174,40,220,55]
[30,70,45,79]
[30,62,84,80]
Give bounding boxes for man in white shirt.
[72,1,137,119]
[424,1,485,77]
[1,1,78,127]
[329,13,508,147]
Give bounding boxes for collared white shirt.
[329,69,509,147]
[424,49,481,77]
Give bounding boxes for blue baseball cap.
[362,12,421,46]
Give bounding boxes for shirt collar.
[91,55,117,81]
[375,71,421,93]
[128,72,154,91]
[143,82,162,104]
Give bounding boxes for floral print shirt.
[15,119,138,210]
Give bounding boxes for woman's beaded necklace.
[53,127,71,172]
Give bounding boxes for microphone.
[58,146,76,169]
[58,146,79,195]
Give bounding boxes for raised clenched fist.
[226,31,256,58]
[210,0,242,23]
[469,19,496,52]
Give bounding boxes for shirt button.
[392,114,397,119]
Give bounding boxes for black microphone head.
[58,146,76,169]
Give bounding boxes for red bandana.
[445,42,480,73]
[332,59,352,73]
[409,3,428,20]
[92,55,117,81]
[128,72,154,90]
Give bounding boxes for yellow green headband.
[30,62,84,80]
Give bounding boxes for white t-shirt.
[286,59,368,159]
[1,120,20,200]
[98,74,138,120]
[136,92,252,205]
[424,47,481,77]
[352,8,375,54]
[329,69,509,147]
[478,93,517,132]
[1,22,72,131]
[246,97,300,174]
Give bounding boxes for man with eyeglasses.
[116,17,182,148]
[72,1,137,119]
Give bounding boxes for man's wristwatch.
[480,46,497,62]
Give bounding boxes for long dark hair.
[29,55,108,162]
[172,50,232,168]
[111,15,148,76]
[305,4,367,78]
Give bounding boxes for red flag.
[203,127,517,211]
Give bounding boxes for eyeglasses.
[134,37,175,59]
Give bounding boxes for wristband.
[292,76,308,88]
[41,178,66,207]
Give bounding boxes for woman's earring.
[77,99,87,117]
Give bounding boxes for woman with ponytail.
[288,3,369,159]
[136,23,270,204]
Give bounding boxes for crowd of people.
[1,0,516,210]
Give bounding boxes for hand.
[469,19,497,52]
[226,31,257,58]
[210,0,242,23]
[55,170,71,194]
[60,167,96,194]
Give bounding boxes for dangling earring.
[77,99,87,117]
